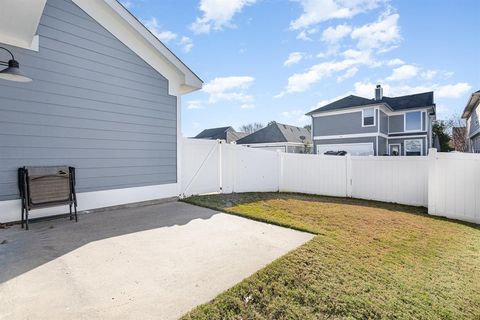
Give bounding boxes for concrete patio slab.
[0,201,313,320]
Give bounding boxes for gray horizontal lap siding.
[313,110,378,136]
[0,0,177,201]
[467,105,479,138]
[378,136,387,155]
[388,115,404,133]
[380,110,388,134]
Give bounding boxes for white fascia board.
[310,103,390,117]
[0,0,46,51]
[314,132,388,140]
[310,104,434,118]
[72,0,202,96]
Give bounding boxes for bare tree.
[446,114,468,152]
[238,122,264,134]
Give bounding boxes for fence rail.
[182,138,480,224]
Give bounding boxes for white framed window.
[362,108,376,127]
[404,111,422,132]
[389,144,401,156]
[404,139,423,156]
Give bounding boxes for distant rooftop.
[194,126,247,143]
[307,88,435,116]
[236,122,311,145]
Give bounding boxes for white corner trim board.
[0,183,178,223]
[71,0,202,96]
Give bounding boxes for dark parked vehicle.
[323,150,348,156]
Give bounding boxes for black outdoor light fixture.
[0,46,32,82]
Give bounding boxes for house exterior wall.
[380,110,388,134]
[0,0,177,202]
[314,137,377,155]
[388,137,427,156]
[466,104,480,153]
[471,134,480,153]
[389,114,404,133]
[312,110,378,136]
[378,136,387,155]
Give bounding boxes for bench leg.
[74,204,78,222]
[25,207,29,231]
[69,204,73,221]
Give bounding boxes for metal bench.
[18,166,78,230]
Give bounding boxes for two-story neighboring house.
[461,90,480,153]
[307,85,436,156]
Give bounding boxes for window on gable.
[363,108,375,126]
[405,111,422,131]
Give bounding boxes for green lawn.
[181,193,480,320]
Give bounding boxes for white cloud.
[281,109,310,125]
[353,81,472,99]
[284,52,305,67]
[296,28,319,41]
[179,36,194,53]
[435,83,472,98]
[240,103,256,109]
[290,0,381,31]
[190,0,256,34]
[337,67,359,82]
[386,58,404,66]
[203,76,255,103]
[276,52,371,96]
[120,1,133,9]
[350,11,401,51]
[386,64,418,81]
[321,24,352,43]
[143,18,178,43]
[421,70,437,80]
[143,18,194,53]
[187,100,204,110]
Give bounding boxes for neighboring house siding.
[467,105,480,137]
[313,110,378,136]
[0,0,177,201]
[378,137,387,155]
[380,110,388,134]
[388,137,427,156]
[314,137,377,154]
[389,115,404,133]
[472,135,480,153]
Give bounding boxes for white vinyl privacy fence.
[182,139,480,224]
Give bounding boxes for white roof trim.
[72,0,202,96]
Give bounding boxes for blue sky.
[122,0,480,136]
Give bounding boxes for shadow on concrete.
[0,201,218,284]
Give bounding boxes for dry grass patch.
[182,193,480,320]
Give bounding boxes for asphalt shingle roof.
[306,92,435,115]
[236,122,311,144]
[194,127,247,143]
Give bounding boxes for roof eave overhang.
[461,92,480,119]
[0,0,47,51]
[72,0,202,96]
[307,102,392,117]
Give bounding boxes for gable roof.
[306,92,435,115]
[194,127,247,143]
[70,0,202,95]
[461,90,480,119]
[236,122,311,145]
